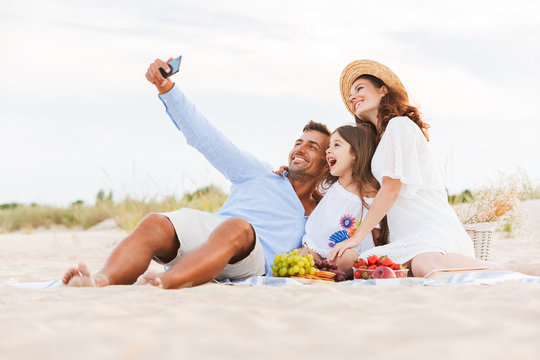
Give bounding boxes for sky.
[1,0,539,206]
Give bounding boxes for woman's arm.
[327,176,401,261]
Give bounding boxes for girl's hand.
[327,238,360,262]
[273,165,289,178]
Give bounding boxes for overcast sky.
[1,0,539,206]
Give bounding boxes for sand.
[1,201,540,360]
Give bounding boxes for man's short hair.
[303,120,330,136]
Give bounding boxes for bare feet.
[62,262,105,287]
[135,270,163,288]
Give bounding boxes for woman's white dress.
[357,116,475,263]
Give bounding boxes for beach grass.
[0,186,227,233]
[1,169,538,234]
[111,186,227,232]
[451,169,540,234]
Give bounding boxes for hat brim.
[339,59,408,116]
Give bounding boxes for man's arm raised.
[145,58,271,183]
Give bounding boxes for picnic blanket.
[5,270,540,289]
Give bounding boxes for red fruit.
[361,271,370,279]
[381,257,394,267]
[353,262,362,268]
[368,264,377,271]
[367,255,380,266]
[354,270,362,279]
[391,263,400,271]
[372,266,396,279]
[356,258,367,267]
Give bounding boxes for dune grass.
[111,186,227,232]
[2,169,538,234]
[0,186,227,233]
[451,169,540,234]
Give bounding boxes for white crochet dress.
[357,117,475,263]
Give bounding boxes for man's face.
[288,130,329,178]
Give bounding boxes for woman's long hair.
[321,124,389,246]
[354,74,430,142]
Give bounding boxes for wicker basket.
[464,223,494,261]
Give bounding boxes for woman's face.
[349,77,387,125]
[326,131,354,178]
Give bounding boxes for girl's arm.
[327,176,401,261]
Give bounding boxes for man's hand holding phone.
[145,56,181,94]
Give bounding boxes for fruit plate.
[289,276,335,284]
[353,266,409,280]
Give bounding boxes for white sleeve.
[373,117,426,199]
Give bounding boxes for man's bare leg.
[136,217,256,289]
[62,213,179,287]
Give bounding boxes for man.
[62,58,330,289]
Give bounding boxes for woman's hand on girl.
[327,238,360,261]
[328,177,402,262]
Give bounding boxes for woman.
[328,59,539,277]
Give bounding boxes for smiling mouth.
[327,157,336,168]
[292,156,308,164]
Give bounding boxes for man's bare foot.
[62,262,101,287]
[135,270,163,288]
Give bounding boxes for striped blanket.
[6,270,540,289]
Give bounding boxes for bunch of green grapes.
[271,249,317,277]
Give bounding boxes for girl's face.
[349,78,387,125]
[326,132,355,178]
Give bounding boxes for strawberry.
[356,258,368,267]
[361,271,370,279]
[367,255,380,266]
[354,270,362,279]
[381,257,394,267]
[368,264,377,271]
[391,263,400,271]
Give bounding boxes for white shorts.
[158,208,265,281]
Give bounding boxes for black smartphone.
[159,55,182,79]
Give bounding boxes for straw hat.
[339,59,408,116]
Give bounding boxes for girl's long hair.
[354,74,430,142]
[321,124,389,246]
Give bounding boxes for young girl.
[327,59,540,278]
[298,124,389,277]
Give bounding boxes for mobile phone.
[159,55,182,79]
